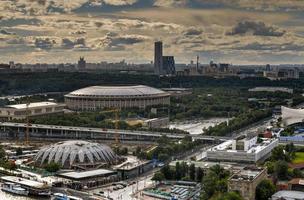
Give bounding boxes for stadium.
[64,85,170,111]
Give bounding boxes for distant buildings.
[263,64,300,80]
[228,167,267,200]
[206,135,279,163]
[0,101,65,120]
[154,41,176,76]
[248,87,293,94]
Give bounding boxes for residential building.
[272,190,304,200]
[228,167,267,200]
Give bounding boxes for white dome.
[65,85,168,97]
[34,140,117,168]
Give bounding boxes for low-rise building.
[248,87,293,94]
[272,190,304,200]
[0,102,65,120]
[228,167,267,200]
[206,135,278,163]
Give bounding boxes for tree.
[271,146,290,162]
[255,180,276,200]
[152,172,165,182]
[274,160,289,180]
[189,163,196,181]
[0,146,6,161]
[161,165,175,180]
[16,148,23,156]
[211,192,243,200]
[175,162,182,180]
[196,167,204,182]
[45,162,61,172]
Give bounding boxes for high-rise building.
[154,41,163,75]
[78,57,86,70]
[162,56,175,75]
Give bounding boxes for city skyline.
[1,0,304,64]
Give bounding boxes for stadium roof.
[66,85,169,97]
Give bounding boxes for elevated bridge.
[0,122,229,143]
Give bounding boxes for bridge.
[0,122,230,143]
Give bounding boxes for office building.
[206,135,279,163]
[154,41,163,75]
[78,57,86,70]
[162,56,175,75]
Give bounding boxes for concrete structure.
[281,106,304,126]
[34,140,118,169]
[249,87,293,94]
[58,169,118,188]
[143,117,169,128]
[272,190,304,200]
[206,136,279,163]
[228,167,267,200]
[64,85,170,111]
[0,122,229,142]
[114,156,154,180]
[0,176,51,196]
[154,41,163,75]
[0,102,65,120]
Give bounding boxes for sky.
[1,0,304,65]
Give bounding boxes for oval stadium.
[64,85,170,111]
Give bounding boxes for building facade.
[0,102,65,120]
[162,56,175,75]
[228,167,267,200]
[154,41,163,75]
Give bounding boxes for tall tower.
[154,41,163,75]
[78,57,86,70]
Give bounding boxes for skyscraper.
[162,56,175,75]
[154,41,163,75]
[78,57,86,70]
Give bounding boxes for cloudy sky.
[1,0,304,64]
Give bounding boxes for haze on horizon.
[1,0,304,65]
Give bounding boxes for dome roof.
[65,85,168,97]
[34,140,117,168]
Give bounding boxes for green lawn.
[292,152,304,164]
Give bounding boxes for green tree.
[189,163,196,181]
[161,165,175,180]
[152,172,165,182]
[271,146,290,162]
[255,180,276,200]
[16,148,23,156]
[45,162,61,172]
[0,146,6,161]
[211,192,243,200]
[274,160,289,180]
[196,167,204,182]
[175,162,182,180]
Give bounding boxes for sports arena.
[64,85,170,111]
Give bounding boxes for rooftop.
[5,101,58,109]
[272,190,304,200]
[59,169,116,180]
[230,167,265,181]
[1,176,50,189]
[66,85,169,97]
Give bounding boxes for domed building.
[34,140,118,169]
[64,85,170,111]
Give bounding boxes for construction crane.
[25,102,30,145]
[99,108,120,145]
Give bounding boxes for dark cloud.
[34,38,56,50]
[61,38,86,49]
[227,21,286,37]
[70,30,87,35]
[0,29,16,35]
[183,27,203,36]
[234,42,304,51]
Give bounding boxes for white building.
[248,87,293,94]
[0,102,65,120]
[206,136,279,163]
